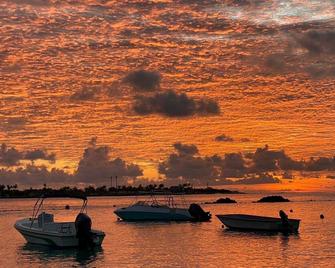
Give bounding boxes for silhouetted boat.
[216,213,300,232]
[115,194,211,222]
[15,194,105,248]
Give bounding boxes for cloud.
[123,70,161,92]
[0,143,56,166]
[246,145,303,171]
[133,90,220,117]
[24,149,56,163]
[158,144,335,186]
[264,53,287,73]
[158,144,246,185]
[173,142,198,155]
[6,117,27,126]
[294,30,335,56]
[0,165,72,186]
[158,153,217,184]
[215,134,234,142]
[158,146,279,185]
[2,141,335,187]
[263,29,335,78]
[217,153,246,178]
[70,88,98,101]
[1,117,27,132]
[8,0,52,7]
[0,144,22,166]
[305,157,335,171]
[0,139,143,186]
[74,139,143,184]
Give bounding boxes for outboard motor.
[75,213,94,248]
[188,203,211,222]
[279,210,291,233]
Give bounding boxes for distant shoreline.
[0,184,243,199]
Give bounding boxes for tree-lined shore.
[0,184,241,198]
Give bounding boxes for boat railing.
[129,191,189,209]
[29,194,88,228]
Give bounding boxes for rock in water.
[257,196,290,203]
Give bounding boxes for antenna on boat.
[110,176,113,189]
[115,175,118,190]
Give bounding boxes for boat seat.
[37,212,54,227]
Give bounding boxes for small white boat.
[15,195,105,248]
[115,194,211,222]
[216,212,300,233]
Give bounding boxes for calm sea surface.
[1,193,335,267]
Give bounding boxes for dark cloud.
[159,144,246,185]
[218,153,246,178]
[0,165,72,186]
[24,149,56,163]
[2,141,335,186]
[8,0,53,7]
[263,30,335,78]
[1,117,27,132]
[123,70,161,92]
[173,142,198,155]
[294,30,335,56]
[74,139,143,183]
[215,134,234,142]
[70,88,97,101]
[6,117,27,126]
[158,153,217,184]
[305,157,335,171]
[0,144,22,166]
[158,144,335,186]
[133,90,220,117]
[158,146,279,185]
[0,143,57,166]
[264,54,287,73]
[0,139,143,186]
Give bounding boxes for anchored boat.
[14,194,105,248]
[216,211,300,233]
[114,194,211,222]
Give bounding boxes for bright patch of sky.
[210,0,335,26]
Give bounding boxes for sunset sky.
[1,0,335,191]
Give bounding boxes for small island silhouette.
[205,197,237,204]
[256,195,290,203]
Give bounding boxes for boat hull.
[216,214,300,232]
[15,219,105,248]
[115,206,194,221]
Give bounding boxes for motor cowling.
[75,213,94,247]
[188,203,211,222]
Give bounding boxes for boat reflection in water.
[115,193,211,222]
[18,243,104,266]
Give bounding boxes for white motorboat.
[114,194,211,222]
[216,211,300,233]
[15,195,105,248]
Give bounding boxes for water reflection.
[222,228,283,237]
[17,244,104,266]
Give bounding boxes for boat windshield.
[131,193,189,208]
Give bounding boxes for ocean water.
[1,193,335,267]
